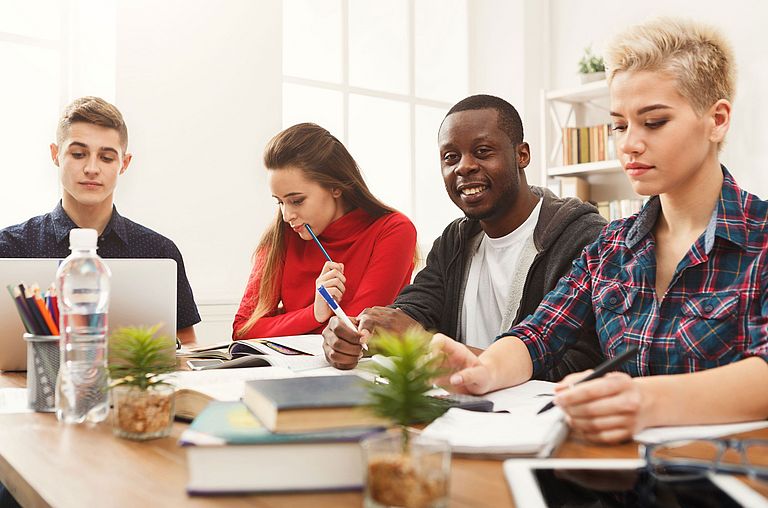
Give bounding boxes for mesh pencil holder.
[23,333,60,412]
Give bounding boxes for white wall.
[548,0,768,198]
[113,0,282,315]
[467,0,549,186]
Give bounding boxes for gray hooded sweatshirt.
[394,186,607,382]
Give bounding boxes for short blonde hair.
[56,96,129,152]
[605,17,736,114]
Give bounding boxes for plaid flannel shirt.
[505,167,768,378]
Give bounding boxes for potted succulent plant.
[361,329,452,508]
[578,46,606,83]
[108,324,177,440]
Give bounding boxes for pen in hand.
[317,285,368,352]
[537,345,640,415]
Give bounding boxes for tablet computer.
[504,458,768,508]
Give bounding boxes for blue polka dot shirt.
[0,201,201,329]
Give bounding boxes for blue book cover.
[179,401,383,446]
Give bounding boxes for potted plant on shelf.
[361,329,452,508]
[108,324,177,440]
[578,46,606,84]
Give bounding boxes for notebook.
[0,258,177,371]
[421,381,567,458]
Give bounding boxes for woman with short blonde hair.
[433,17,768,444]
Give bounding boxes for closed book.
[561,127,570,165]
[243,374,388,433]
[578,126,590,163]
[559,176,590,202]
[181,401,381,493]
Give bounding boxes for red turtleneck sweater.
[233,209,416,339]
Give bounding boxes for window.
[0,0,117,228]
[282,0,468,249]
[0,0,63,226]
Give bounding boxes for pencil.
[18,283,46,335]
[33,286,59,335]
[6,284,33,333]
[304,224,333,263]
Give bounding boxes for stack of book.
[180,374,387,494]
[561,123,615,165]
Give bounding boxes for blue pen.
[304,224,333,262]
[317,285,368,351]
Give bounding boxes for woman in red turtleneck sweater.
[233,123,417,339]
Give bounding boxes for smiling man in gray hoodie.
[323,95,606,381]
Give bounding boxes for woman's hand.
[313,261,346,323]
[553,370,652,444]
[430,334,495,395]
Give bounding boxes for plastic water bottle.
[55,228,111,424]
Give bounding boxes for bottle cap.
[68,228,98,250]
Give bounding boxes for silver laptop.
[0,258,177,371]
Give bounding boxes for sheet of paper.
[635,420,768,444]
[483,380,557,413]
[0,388,32,414]
[265,334,325,356]
[263,354,330,371]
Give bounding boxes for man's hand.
[322,307,424,370]
[430,334,495,395]
[553,370,651,444]
[321,315,362,370]
[357,306,422,337]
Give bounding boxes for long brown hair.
[235,123,397,337]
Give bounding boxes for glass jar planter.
[111,384,175,440]
[361,428,450,508]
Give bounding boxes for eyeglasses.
[644,439,768,481]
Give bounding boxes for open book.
[173,367,296,420]
[178,335,329,371]
[421,380,566,458]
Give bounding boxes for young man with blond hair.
[0,97,200,344]
[435,18,768,444]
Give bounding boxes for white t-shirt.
[462,199,542,348]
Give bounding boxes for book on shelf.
[596,198,647,222]
[181,401,381,493]
[173,367,296,420]
[243,374,388,433]
[546,178,561,197]
[558,176,590,201]
[561,123,615,166]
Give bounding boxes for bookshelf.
[540,79,640,220]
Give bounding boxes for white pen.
[317,285,368,351]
